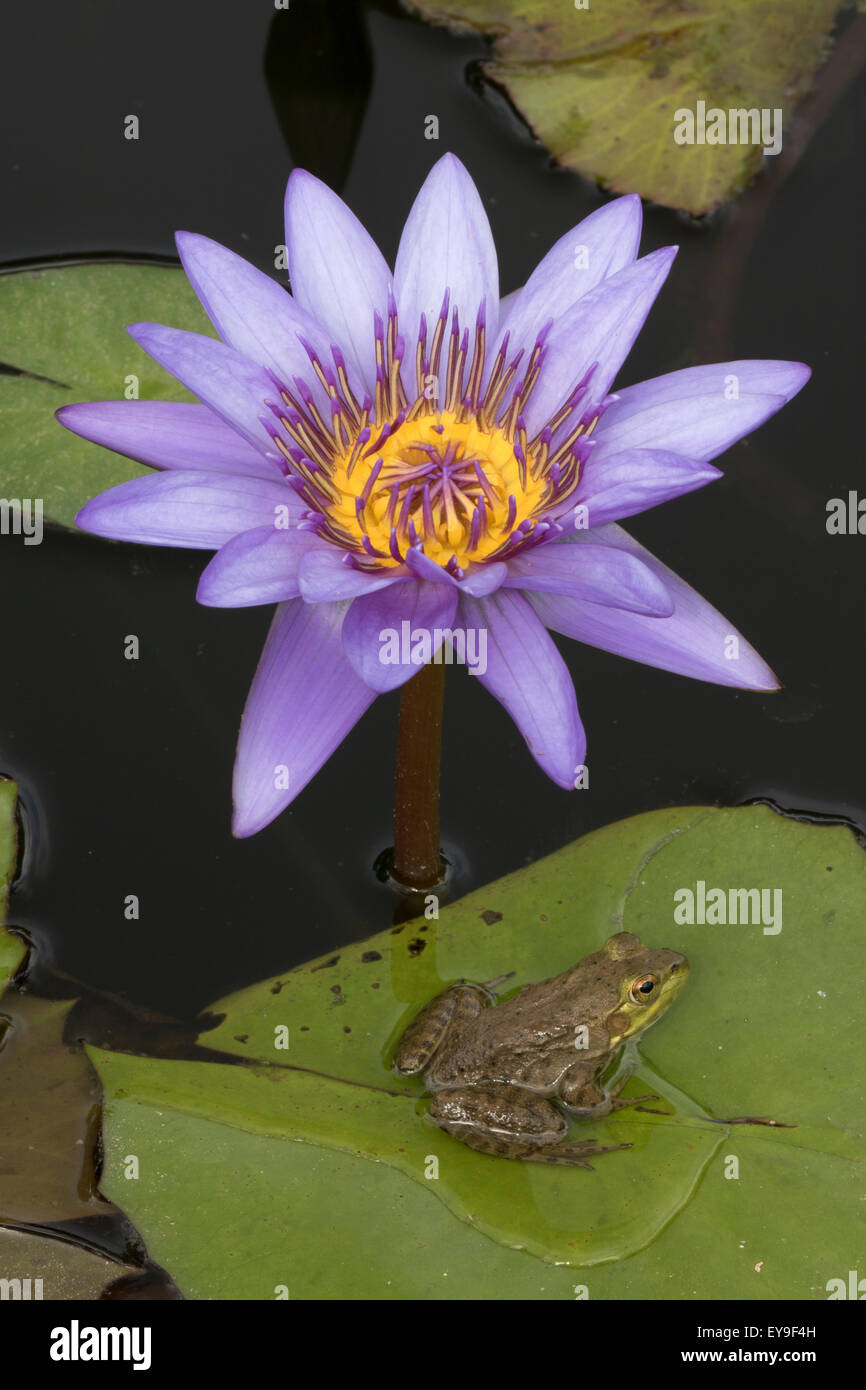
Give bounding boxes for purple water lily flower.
[58,155,809,837]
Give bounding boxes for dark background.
[1,0,864,1021]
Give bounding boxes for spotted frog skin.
[393,931,688,1167]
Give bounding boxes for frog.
[393,931,688,1167]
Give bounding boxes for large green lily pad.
[403,0,840,214]
[91,805,865,1299]
[0,265,211,529]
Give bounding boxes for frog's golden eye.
[629,973,659,1004]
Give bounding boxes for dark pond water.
[2,0,865,1031]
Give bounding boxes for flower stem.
[392,661,445,889]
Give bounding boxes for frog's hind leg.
[429,1085,565,1157]
[429,1086,632,1169]
[519,1138,632,1168]
[393,985,489,1075]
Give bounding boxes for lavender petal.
[284,170,393,392]
[126,323,281,456]
[568,447,723,527]
[459,589,585,789]
[197,525,324,607]
[524,248,677,437]
[597,360,811,461]
[528,524,779,690]
[394,154,498,394]
[298,548,407,602]
[342,580,459,692]
[176,231,365,410]
[75,471,296,549]
[504,539,673,615]
[233,599,377,836]
[494,194,642,356]
[56,401,283,478]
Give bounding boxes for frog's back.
[427,976,611,1092]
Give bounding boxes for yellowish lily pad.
[403,0,840,214]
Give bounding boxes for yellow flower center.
[328,411,548,568]
[266,294,597,574]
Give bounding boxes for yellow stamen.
[327,411,548,568]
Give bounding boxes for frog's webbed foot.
[428,1086,631,1169]
[607,1092,660,1112]
[605,1066,659,1112]
[393,985,490,1075]
[478,970,515,995]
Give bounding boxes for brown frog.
[393,931,688,1167]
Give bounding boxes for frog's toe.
[523,1140,633,1168]
[608,1092,659,1112]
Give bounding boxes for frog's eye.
[629,973,659,1004]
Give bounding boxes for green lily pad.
[403,0,840,215]
[0,779,25,997]
[91,804,865,1298]
[0,265,211,529]
[91,1099,590,1300]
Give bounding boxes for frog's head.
[601,931,689,1046]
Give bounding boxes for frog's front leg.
[393,985,490,1075]
[560,1066,658,1117]
[429,1085,631,1168]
